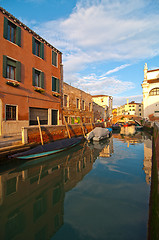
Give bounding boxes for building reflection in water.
[0,142,97,240]
[0,131,152,240]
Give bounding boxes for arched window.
[149,88,159,96]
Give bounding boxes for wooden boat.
[9,136,83,160]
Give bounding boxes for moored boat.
[9,136,83,160]
[85,127,110,142]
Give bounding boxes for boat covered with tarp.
[85,127,110,141]
[9,136,83,160]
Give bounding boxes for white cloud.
[32,0,159,98]
[71,70,134,96]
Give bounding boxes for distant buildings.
[142,63,159,121]
[116,100,143,117]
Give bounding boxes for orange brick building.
[0,7,63,136]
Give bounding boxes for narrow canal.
[0,131,152,240]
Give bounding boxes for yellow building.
[92,95,113,120]
[117,100,143,117]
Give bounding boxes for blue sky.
[1,0,159,107]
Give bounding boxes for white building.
[142,63,159,121]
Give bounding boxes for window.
[89,103,92,111]
[149,88,159,96]
[6,105,17,120]
[64,95,68,107]
[52,77,59,93]
[32,68,44,88]
[82,100,85,110]
[76,98,80,109]
[7,21,16,43]
[139,109,141,111]
[52,50,57,67]
[7,64,16,80]
[3,17,21,46]
[32,37,44,59]
[3,56,21,82]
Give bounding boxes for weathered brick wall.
[63,82,94,123]
[26,122,104,144]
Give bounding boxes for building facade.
[92,95,113,120]
[0,7,63,136]
[117,100,143,117]
[142,63,159,121]
[63,83,94,124]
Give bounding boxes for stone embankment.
[0,122,103,161]
[148,122,159,240]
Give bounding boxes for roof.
[92,95,111,97]
[0,7,62,54]
[147,68,159,73]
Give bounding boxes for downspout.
[0,99,2,136]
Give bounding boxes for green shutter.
[52,51,57,66]
[16,26,21,47]
[3,55,7,78]
[56,79,59,93]
[41,72,44,89]
[32,36,35,55]
[3,17,8,39]
[52,77,56,91]
[32,68,35,86]
[16,61,21,82]
[40,42,44,59]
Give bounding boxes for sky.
[1,0,159,107]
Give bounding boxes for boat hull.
[9,136,83,160]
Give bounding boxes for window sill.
[34,87,45,93]
[6,80,20,87]
[52,91,60,97]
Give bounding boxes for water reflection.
[0,131,152,240]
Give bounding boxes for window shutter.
[41,72,44,89]
[52,51,57,66]
[40,42,44,59]
[52,77,56,91]
[3,55,7,78]
[32,68,36,86]
[3,17,8,39]
[32,37,35,55]
[16,61,21,82]
[56,79,60,93]
[16,26,21,47]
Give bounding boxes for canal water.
[0,131,152,240]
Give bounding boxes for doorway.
[52,110,58,125]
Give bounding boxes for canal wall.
[148,122,159,240]
[22,122,104,144]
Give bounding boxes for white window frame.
[5,104,18,121]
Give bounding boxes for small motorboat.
[85,127,109,142]
[9,136,83,160]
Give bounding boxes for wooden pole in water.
[64,116,71,139]
[37,116,44,145]
[80,117,86,137]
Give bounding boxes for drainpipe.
[0,99,2,136]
